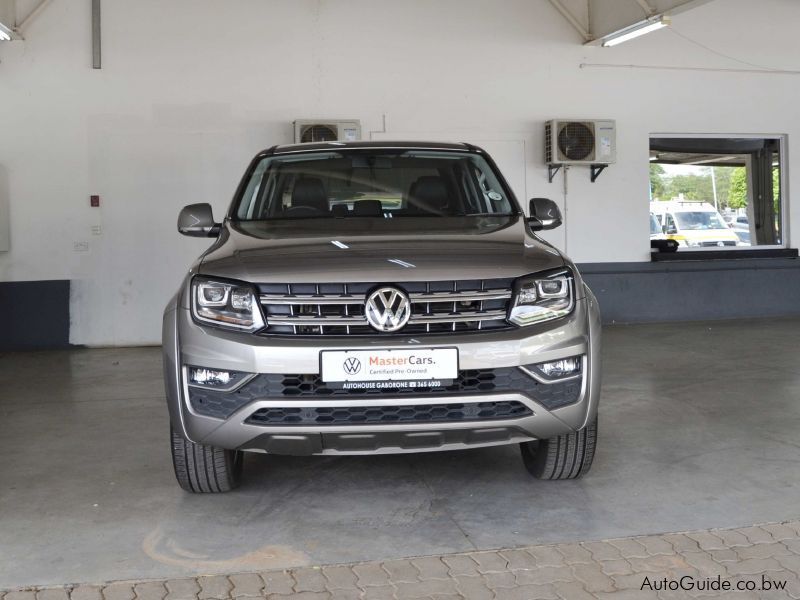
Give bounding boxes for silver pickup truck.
[163,141,601,492]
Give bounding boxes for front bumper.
[163,291,601,455]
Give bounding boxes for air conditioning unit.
[545,119,616,165]
[293,119,362,144]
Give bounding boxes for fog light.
[524,356,583,382]
[189,367,232,386]
[538,357,581,377]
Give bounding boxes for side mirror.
[178,203,221,237]
[527,198,562,231]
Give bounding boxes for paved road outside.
[4,521,800,599]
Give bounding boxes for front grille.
[188,367,582,419]
[245,401,532,426]
[701,241,737,247]
[257,279,513,336]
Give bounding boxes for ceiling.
[548,0,716,43]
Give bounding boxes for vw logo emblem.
[343,357,361,375]
[365,286,411,333]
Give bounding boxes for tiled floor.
[5,521,800,599]
[2,319,800,592]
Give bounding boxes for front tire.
[520,416,597,479]
[170,426,243,493]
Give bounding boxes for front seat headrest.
[353,200,383,216]
[408,176,450,214]
[291,178,329,212]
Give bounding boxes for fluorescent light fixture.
[0,22,12,41]
[602,16,670,47]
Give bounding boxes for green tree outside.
[649,166,735,209]
[728,167,780,212]
[728,168,748,209]
[649,163,666,200]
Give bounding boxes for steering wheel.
[285,206,322,217]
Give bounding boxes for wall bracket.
[590,164,608,182]
[548,164,562,183]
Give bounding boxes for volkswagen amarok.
[163,141,601,492]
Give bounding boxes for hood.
[198,216,564,283]
[678,228,740,241]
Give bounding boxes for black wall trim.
[0,280,72,351]
[578,258,800,324]
[652,248,798,261]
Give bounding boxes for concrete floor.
[2,319,800,589]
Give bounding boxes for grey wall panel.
[0,280,72,351]
[578,258,800,323]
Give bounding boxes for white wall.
[1,0,799,346]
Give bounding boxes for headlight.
[509,269,574,326]
[686,240,703,247]
[191,276,265,331]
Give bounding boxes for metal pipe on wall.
[91,0,100,69]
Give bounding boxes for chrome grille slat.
[267,310,506,327]
[261,290,511,305]
[287,283,297,335]
[260,295,362,305]
[343,283,351,335]
[412,291,511,302]
[268,315,368,326]
[452,281,457,332]
[478,280,485,331]
[409,311,508,324]
[258,278,514,336]
[425,281,431,334]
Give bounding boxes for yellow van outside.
[650,201,740,248]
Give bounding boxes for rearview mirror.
[527,198,562,231]
[178,203,221,237]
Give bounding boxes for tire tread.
[170,426,242,493]
[520,416,597,480]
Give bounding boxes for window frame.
[649,132,789,257]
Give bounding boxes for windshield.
[234,150,517,220]
[650,214,661,234]
[674,211,727,231]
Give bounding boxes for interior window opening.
[649,136,785,251]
